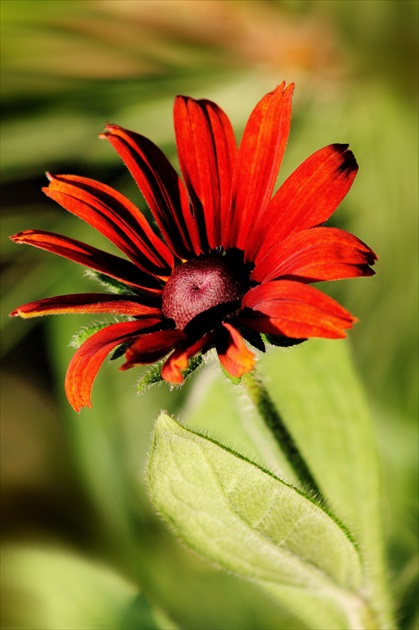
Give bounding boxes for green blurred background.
[1,1,417,628]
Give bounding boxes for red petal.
[120,329,186,370]
[65,320,161,411]
[102,124,200,258]
[253,144,359,264]
[161,334,211,384]
[44,173,173,276]
[216,323,256,378]
[10,230,162,292]
[226,83,294,250]
[252,227,377,283]
[241,281,356,339]
[174,96,237,249]
[10,294,162,319]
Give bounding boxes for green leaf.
[2,544,175,630]
[179,340,395,628]
[118,593,178,630]
[148,413,378,629]
[259,339,394,627]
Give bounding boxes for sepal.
[137,354,203,394]
[86,270,145,297]
[70,322,110,349]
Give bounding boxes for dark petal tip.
[331,143,349,152]
[334,145,358,175]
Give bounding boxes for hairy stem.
[242,370,324,500]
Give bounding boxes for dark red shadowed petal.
[65,319,161,412]
[161,334,211,384]
[10,230,162,293]
[120,329,186,370]
[174,96,237,249]
[10,294,162,319]
[102,124,201,258]
[252,144,359,264]
[252,227,377,284]
[216,323,256,378]
[44,174,173,276]
[241,281,356,339]
[226,83,294,251]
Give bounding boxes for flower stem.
[242,371,324,500]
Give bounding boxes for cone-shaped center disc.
[162,254,248,330]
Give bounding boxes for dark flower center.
[162,252,249,331]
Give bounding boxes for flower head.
[10,83,376,411]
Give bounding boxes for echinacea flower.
[10,83,376,411]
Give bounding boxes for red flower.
[10,84,376,411]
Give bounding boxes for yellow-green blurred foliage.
[1,1,417,628]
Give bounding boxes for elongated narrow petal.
[226,83,294,251]
[10,294,162,319]
[216,323,256,378]
[65,319,161,411]
[120,329,186,370]
[102,124,201,258]
[241,281,356,339]
[252,227,377,283]
[161,334,211,384]
[253,144,358,264]
[10,230,162,292]
[44,174,173,276]
[174,97,237,249]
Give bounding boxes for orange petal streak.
[10,230,162,292]
[252,227,377,284]
[44,174,173,276]
[161,334,211,384]
[226,83,294,251]
[121,329,186,370]
[217,323,256,379]
[252,144,358,264]
[10,294,162,319]
[174,96,237,249]
[241,281,356,340]
[65,319,161,412]
[102,124,201,258]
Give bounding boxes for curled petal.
[241,281,356,339]
[161,334,211,384]
[65,319,161,412]
[174,96,237,249]
[102,124,200,258]
[252,227,377,284]
[226,83,294,251]
[120,329,186,370]
[10,230,162,292]
[44,173,173,276]
[10,294,162,319]
[216,323,256,379]
[252,144,359,264]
